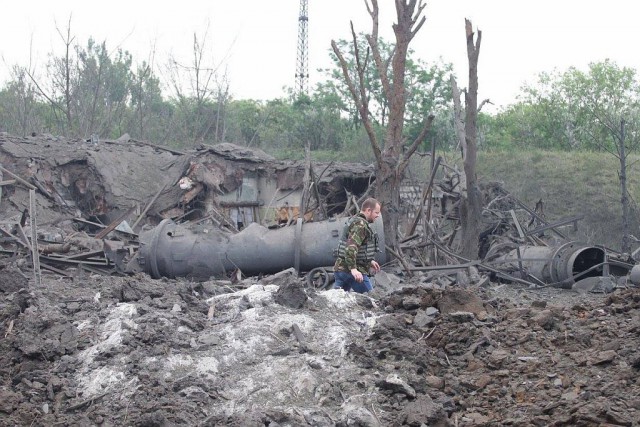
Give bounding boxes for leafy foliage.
[4,28,640,166]
[488,60,640,152]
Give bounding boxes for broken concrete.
[1,132,640,426]
[2,270,639,425]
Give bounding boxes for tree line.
[1,30,639,162]
[2,14,639,254]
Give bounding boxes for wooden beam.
[0,165,36,190]
[525,215,584,236]
[95,205,137,239]
[407,156,442,236]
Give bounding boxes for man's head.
[361,198,381,223]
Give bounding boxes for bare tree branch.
[365,0,393,101]
[330,38,383,166]
[451,75,466,159]
[350,22,370,120]
[478,99,493,113]
[398,114,435,172]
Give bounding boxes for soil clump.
[1,266,639,426]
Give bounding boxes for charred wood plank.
[29,189,42,287]
[72,218,106,229]
[310,164,326,219]
[524,215,584,236]
[40,254,110,267]
[300,141,311,220]
[429,238,539,287]
[95,205,137,239]
[509,210,526,239]
[385,244,414,278]
[66,250,106,261]
[219,201,262,207]
[15,224,32,250]
[408,261,479,271]
[0,165,36,190]
[407,156,442,236]
[40,263,72,277]
[30,176,54,200]
[78,265,116,276]
[132,184,167,231]
[0,226,28,250]
[502,190,568,240]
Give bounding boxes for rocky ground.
[0,264,639,427]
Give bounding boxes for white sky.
[1,0,638,112]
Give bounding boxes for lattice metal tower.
[295,0,309,95]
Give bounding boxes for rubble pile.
[1,133,640,425]
[1,267,639,426]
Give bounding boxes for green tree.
[0,66,43,136]
[23,18,138,139]
[127,61,170,143]
[491,60,640,250]
[223,99,265,147]
[75,39,133,138]
[498,60,640,152]
[565,61,640,251]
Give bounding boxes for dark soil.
[1,264,639,426]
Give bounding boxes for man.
[333,198,382,293]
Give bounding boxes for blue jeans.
[333,271,373,293]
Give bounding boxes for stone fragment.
[413,309,434,328]
[378,374,416,399]
[425,375,444,390]
[404,394,448,426]
[591,350,617,365]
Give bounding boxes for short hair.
[362,197,380,211]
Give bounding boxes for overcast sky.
[1,1,638,112]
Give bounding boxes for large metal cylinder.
[131,217,386,279]
[493,242,605,288]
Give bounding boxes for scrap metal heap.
[0,132,637,290]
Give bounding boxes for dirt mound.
[1,268,639,426]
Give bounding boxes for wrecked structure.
[127,217,385,279]
[0,132,637,289]
[0,133,375,231]
[0,132,400,287]
[3,133,640,427]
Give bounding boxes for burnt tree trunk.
[331,0,433,251]
[452,19,482,260]
[619,119,631,252]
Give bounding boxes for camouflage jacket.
[333,213,377,274]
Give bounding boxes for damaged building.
[0,132,638,289]
[0,133,385,279]
[0,133,375,232]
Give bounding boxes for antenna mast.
[295,0,309,95]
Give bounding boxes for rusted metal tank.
[491,242,606,288]
[128,217,386,280]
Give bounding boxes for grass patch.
[273,145,639,250]
[477,149,640,250]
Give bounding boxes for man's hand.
[350,268,364,283]
[370,260,380,273]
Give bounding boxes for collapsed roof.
[0,133,375,229]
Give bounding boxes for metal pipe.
[491,242,606,288]
[128,217,386,280]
